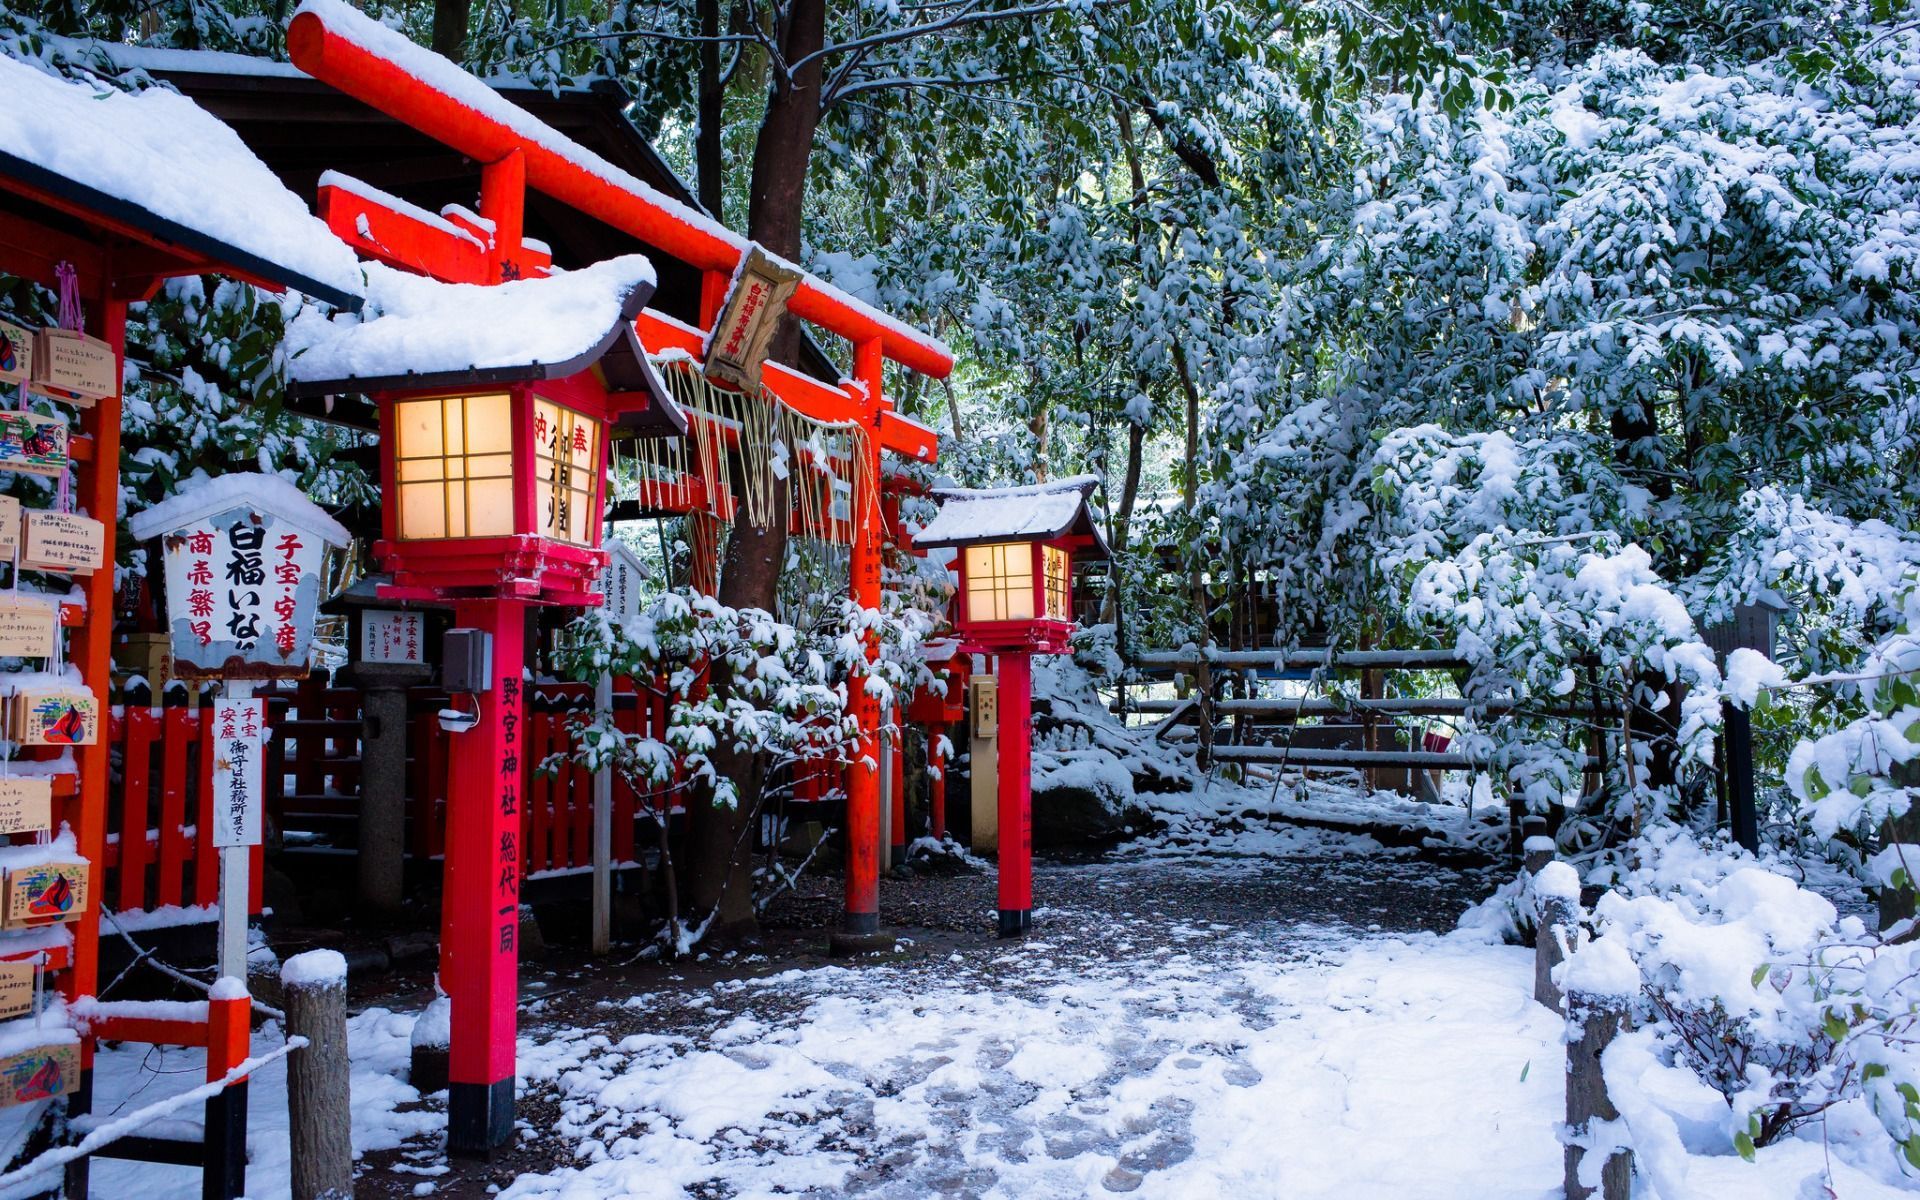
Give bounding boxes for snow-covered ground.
[19,828,1903,1199]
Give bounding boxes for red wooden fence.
[105,705,264,915]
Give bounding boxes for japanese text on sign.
[211,698,265,848]
[362,610,425,665]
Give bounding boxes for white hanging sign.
[361,609,426,665]
[597,539,648,619]
[210,698,265,848]
[130,476,352,681]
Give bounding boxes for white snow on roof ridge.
[63,38,309,80]
[129,472,354,547]
[294,0,951,366]
[934,474,1099,501]
[917,476,1098,545]
[0,54,362,301]
[285,254,655,385]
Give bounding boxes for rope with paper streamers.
[635,358,876,550]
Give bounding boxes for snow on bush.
[1575,827,1920,1177]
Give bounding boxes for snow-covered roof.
[285,255,686,436]
[0,55,362,308]
[916,475,1110,559]
[129,473,353,547]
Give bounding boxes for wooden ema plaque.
[19,512,104,575]
[3,860,88,929]
[31,328,113,406]
[10,688,98,747]
[0,321,32,389]
[0,597,57,658]
[0,961,32,1021]
[704,245,801,390]
[0,1041,79,1106]
[0,779,51,836]
[0,496,18,562]
[0,412,68,478]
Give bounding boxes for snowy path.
[492,852,1570,1199]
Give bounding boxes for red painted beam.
[287,12,954,379]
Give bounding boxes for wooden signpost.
[129,476,351,978]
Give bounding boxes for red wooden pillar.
[996,650,1033,937]
[442,598,527,1154]
[929,732,947,842]
[839,337,886,943]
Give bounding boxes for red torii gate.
[284,0,954,1150]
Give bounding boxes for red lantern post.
[289,270,682,1153]
[913,477,1109,936]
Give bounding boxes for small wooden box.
[31,328,113,406]
[0,1040,79,1105]
[0,321,33,389]
[115,631,175,694]
[0,412,68,478]
[3,860,89,928]
[19,512,104,575]
[0,779,52,837]
[10,687,99,747]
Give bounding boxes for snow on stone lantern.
[915,475,1109,936]
[285,256,685,1152]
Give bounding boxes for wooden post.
[1565,991,1632,1200]
[354,683,411,915]
[591,671,613,955]
[1533,857,1579,1013]
[283,950,353,1200]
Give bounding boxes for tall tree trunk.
[1172,338,1212,770]
[695,0,725,219]
[687,0,830,942]
[431,0,471,60]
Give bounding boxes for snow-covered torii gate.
[284,0,952,1149]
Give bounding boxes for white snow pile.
[0,55,362,302]
[284,255,656,385]
[1566,825,1920,1192]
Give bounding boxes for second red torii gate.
[285,0,952,951]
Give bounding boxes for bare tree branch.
[789,0,1130,79]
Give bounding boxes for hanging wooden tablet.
[19,512,103,575]
[0,1041,79,1105]
[0,321,33,389]
[2,859,89,928]
[0,779,51,837]
[0,597,57,658]
[30,328,113,407]
[0,496,17,561]
[0,962,32,1021]
[0,412,68,477]
[10,687,98,747]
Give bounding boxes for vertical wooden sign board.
[209,699,266,849]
